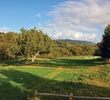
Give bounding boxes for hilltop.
[53,40,84,47]
[56,39,96,46]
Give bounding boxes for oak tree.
[19,27,52,62]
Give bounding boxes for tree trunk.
[108,58,110,63]
[32,51,40,62]
[18,58,21,63]
[24,57,27,63]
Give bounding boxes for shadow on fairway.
[26,57,107,68]
[0,78,29,100]
[0,57,107,69]
[0,69,110,100]
[0,60,32,66]
[0,60,18,66]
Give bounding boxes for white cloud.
[44,0,110,43]
[51,31,63,38]
[49,30,97,42]
[0,27,9,32]
[38,23,42,26]
[35,13,41,17]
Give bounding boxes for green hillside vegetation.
[53,40,83,47]
[39,40,99,58]
[57,39,96,46]
[0,56,110,100]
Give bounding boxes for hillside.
[53,40,84,47]
[57,39,96,46]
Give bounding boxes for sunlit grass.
[0,56,110,100]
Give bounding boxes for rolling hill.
[57,39,96,46]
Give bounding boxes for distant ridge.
[0,32,4,34]
[57,39,96,46]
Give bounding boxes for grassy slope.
[0,56,110,100]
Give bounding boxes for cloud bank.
[44,0,110,43]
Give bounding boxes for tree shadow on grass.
[0,60,33,67]
[0,69,110,100]
[0,78,29,100]
[26,57,107,69]
[0,60,18,66]
[0,57,107,69]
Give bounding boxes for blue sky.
[0,0,110,43]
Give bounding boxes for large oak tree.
[18,27,52,62]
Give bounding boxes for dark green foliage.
[99,24,110,59]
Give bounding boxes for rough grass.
[0,56,110,100]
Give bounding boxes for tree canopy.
[0,32,19,60]
[18,27,52,62]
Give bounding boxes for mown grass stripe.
[43,71,64,79]
[25,70,64,89]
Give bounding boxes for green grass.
[0,58,49,66]
[0,56,110,100]
[26,56,105,68]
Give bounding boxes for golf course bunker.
[84,56,100,59]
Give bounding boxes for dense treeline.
[38,41,99,58]
[0,28,99,61]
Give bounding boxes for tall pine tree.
[99,24,110,62]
